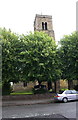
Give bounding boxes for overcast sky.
[0,0,77,42]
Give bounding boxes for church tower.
[34,14,55,40]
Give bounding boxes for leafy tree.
[1,28,19,83]
[1,28,61,94]
[59,31,78,89]
[19,31,61,90]
[1,28,25,94]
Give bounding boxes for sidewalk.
[2,98,54,107]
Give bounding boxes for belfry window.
[45,22,47,30]
[42,22,44,30]
[42,22,47,30]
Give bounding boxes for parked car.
[54,90,78,103]
[33,85,48,94]
[34,85,47,90]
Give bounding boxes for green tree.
[1,28,61,94]
[19,31,61,90]
[59,31,78,89]
[1,28,19,83]
[1,28,25,94]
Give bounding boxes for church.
[34,14,55,39]
[12,14,68,92]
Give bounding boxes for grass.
[10,90,33,95]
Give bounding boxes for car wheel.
[62,97,68,103]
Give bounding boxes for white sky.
[0,0,77,42]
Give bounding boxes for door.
[65,90,73,100]
[71,90,78,100]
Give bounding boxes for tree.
[1,28,61,94]
[1,28,18,83]
[19,31,61,90]
[59,31,78,89]
[1,28,25,94]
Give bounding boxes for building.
[12,14,69,92]
[34,14,55,40]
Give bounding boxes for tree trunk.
[23,81,27,87]
[54,81,56,93]
[38,81,41,86]
[47,81,52,90]
[68,80,73,89]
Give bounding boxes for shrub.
[2,81,12,95]
[32,88,48,94]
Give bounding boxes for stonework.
[34,14,55,40]
[12,81,36,92]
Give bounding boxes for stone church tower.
[34,14,55,40]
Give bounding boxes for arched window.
[45,22,47,30]
[42,22,47,30]
[42,22,44,30]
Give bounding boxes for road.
[2,101,77,119]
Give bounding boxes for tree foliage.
[1,28,61,94]
[2,28,78,92]
[59,31,78,86]
[1,28,23,83]
[19,31,61,83]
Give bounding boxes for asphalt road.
[2,101,77,119]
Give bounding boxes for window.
[71,90,77,94]
[65,90,72,94]
[45,22,47,30]
[42,22,44,30]
[42,22,47,30]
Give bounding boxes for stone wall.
[34,14,55,39]
[60,80,68,89]
[2,93,55,101]
[13,81,36,92]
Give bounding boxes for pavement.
[2,98,54,107]
[2,97,77,120]
[2,114,72,120]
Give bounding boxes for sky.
[0,0,77,42]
